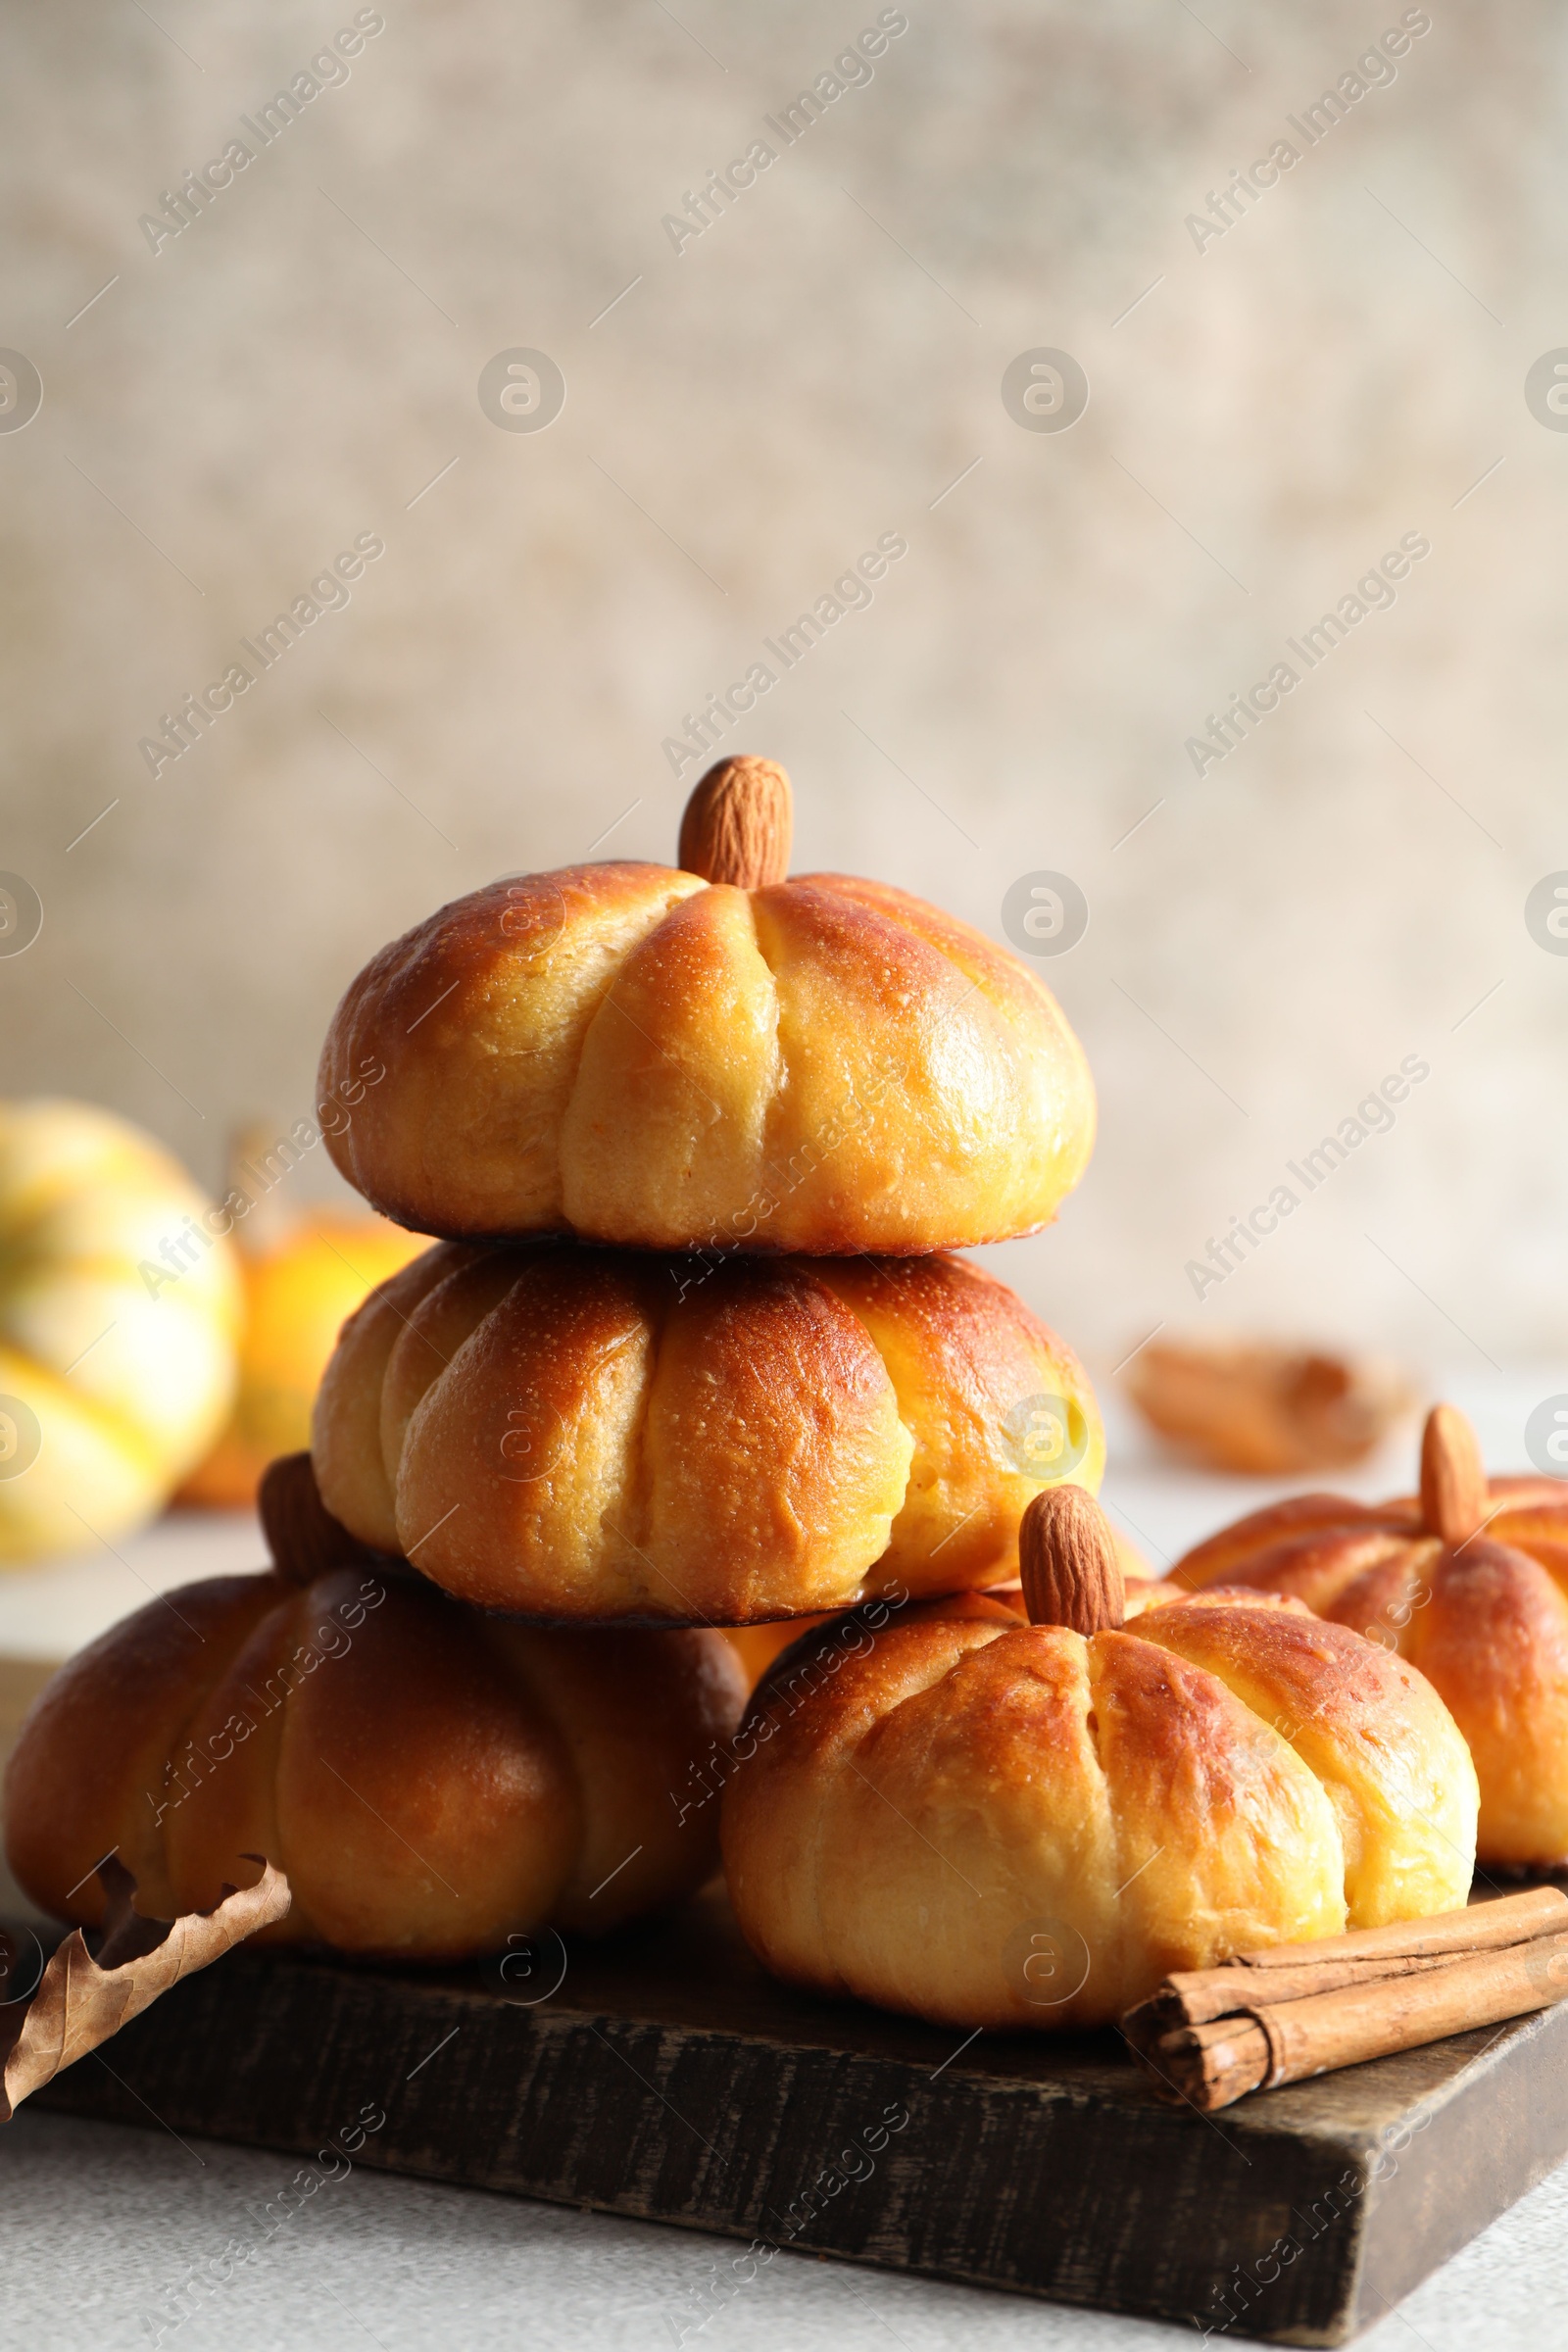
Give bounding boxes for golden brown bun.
[312,1242,1103,1623]
[4,1566,745,1959]
[1175,1446,1568,1868]
[318,863,1095,1253]
[719,1587,1476,2029]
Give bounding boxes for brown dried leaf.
[0,1855,289,2121]
[1126,1341,1411,1474]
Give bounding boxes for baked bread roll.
[1175,1403,1568,1869]
[721,1486,1476,2029]
[4,1491,746,1959]
[312,1238,1102,1622]
[318,757,1095,1253]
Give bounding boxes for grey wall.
[3,0,1564,1383]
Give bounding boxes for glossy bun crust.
[4,1566,745,1958]
[318,863,1095,1253]
[1176,1475,1568,1868]
[312,1241,1103,1624]
[720,1588,1476,2029]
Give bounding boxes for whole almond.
[1019,1484,1126,1636]
[1419,1402,1489,1547]
[678,755,793,889]
[259,1450,381,1584]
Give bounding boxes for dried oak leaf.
[0,1854,289,2121]
[1127,1341,1412,1474]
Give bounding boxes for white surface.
[2,2104,1566,2352]
[0,1509,267,1664]
[4,1386,1568,2346]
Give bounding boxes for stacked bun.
[311,1241,1102,1622]
[4,756,1483,2028]
[318,758,1095,1254]
[6,755,1104,1960]
[309,754,1105,1627]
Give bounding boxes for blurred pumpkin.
[0,1101,242,1563]
[179,1128,428,1508]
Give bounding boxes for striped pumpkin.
[0,1101,241,1562]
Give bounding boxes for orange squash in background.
[180,1132,427,1508]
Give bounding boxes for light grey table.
[4,2103,1566,2352]
[4,1371,1566,2350]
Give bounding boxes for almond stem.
[1419,1403,1488,1547]
[1018,1485,1125,1636]
[259,1452,381,1585]
[678,756,793,889]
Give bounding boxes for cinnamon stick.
[1231,1886,1567,1968]
[1132,1947,1485,2039]
[1123,1887,1568,2111]
[1142,1935,1568,2110]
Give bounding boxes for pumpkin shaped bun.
[317,758,1096,1254]
[1174,1403,1568,1870]
[720,1487,1476,2030]
[3,1476,745,1960]
[311,1238,1103,1623]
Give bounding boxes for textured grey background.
[2,0,1564,1401]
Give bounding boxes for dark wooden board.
[23,1887,1568,2346]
